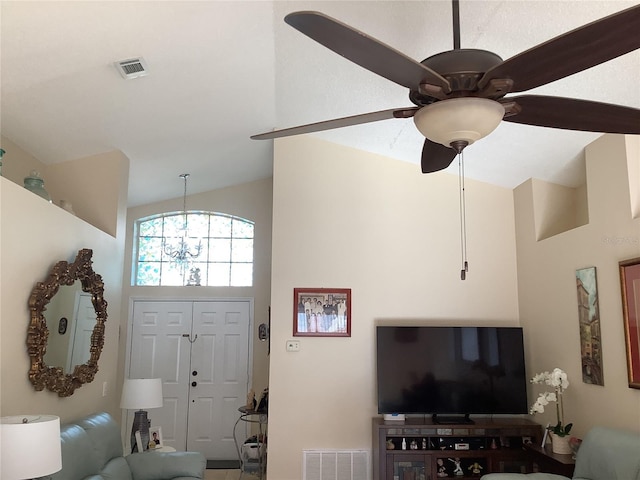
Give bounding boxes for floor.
[204,470,262,480]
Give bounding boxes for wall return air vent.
[115,57,149,79]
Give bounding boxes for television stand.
[432,413,474,425]
[372,416,543,480]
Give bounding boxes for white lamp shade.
[120,378,164,409]
[1,415,62,480]
[413,97,505,147]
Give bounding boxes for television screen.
[376,326,528,417]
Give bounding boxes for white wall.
[515,134,640,437]
[267,136,520,479]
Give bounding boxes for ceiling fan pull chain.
[458,151,469,280]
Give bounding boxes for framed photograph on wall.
[619,257,640,389]
[293,288,351,337]
[149,426,164,448]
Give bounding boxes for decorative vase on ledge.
[550,432,572,454]
[23,170,52,203]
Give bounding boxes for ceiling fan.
[252,1,640,174]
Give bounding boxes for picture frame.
[575,266,604,385]
[293,288,351,337]
[619,257,640,389]
[149,426,164,448]
[134,430,144,453]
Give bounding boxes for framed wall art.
[619,257,640,389]
[575,266,604,385]
[293,288,351,337]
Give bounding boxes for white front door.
[186,301,251,458]
[129,300,251,460]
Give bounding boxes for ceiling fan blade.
[421,139,457,174]
[285,11,451,93]
[502,95,640,134]
[251,107,418,140]
[479,4,640,93]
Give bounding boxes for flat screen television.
[376,326,528,423]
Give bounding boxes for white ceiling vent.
[115,57,149,79]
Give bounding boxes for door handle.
[191,381,197,387]
[182,333,198,343]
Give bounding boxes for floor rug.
[206,460,240,469]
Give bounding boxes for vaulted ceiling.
[2,1,638,207]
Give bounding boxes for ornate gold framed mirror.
[27,249,108,397]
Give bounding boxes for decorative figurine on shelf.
[448,458,463,476]
[422,438,427,450]
[386,439,395,450]
[410,439,418,450]
[436,459,448,477]
[490,438,498,449]
[468,462,483,476]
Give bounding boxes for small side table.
[233,407,267,479]
[151,446,177,453]
[525,443,575,477]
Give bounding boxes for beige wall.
[0,146,128,421]
[515,134,640,438]
[267,136,520,479]
[0,135,127,236]
[119,177,273,406]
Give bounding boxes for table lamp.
[1,415,62,480]
[120,378,163,453]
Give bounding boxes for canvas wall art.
[575,266,604,385]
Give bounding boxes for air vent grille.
[303,450,370,480]
[115,57,149,79]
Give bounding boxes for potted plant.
[529,368,573,454]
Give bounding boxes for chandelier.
[163,174,202,275]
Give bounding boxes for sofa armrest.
[126,451,206,480]
[481,474,570,480]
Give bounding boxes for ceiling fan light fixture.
[413,98,505,148]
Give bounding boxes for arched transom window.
[134,212,254,286]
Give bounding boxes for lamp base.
[131,410,150,453]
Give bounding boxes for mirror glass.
[43,280,97,374]
[27,248,107,397]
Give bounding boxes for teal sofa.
[481,426,640,480]
[50,412,206,480]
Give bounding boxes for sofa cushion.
[126,451,207,480]
[572,426,640,480]
[51,424,101,480]
[100,457,135,480]
[78,412,124,463]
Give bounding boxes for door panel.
[66,293,96,371]
[130,302,193,449]
[187,301,250,459]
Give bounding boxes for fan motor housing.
[410,49,505,106]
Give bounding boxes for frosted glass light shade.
[120,378,164,410]
[1,415,62,480]
[414,97,505,147]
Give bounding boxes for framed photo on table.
[619,257,640,389]
[149,426,164,448]
[293,288,351,337]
